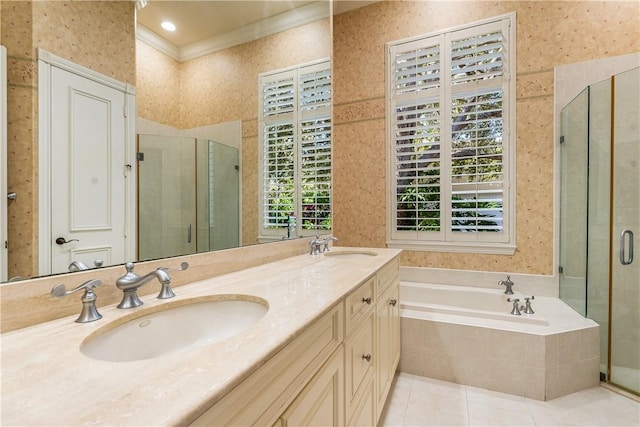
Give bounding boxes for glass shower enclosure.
[559,67,639,395]
[137,134,239,261]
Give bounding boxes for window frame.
[258,58,332,242]
[385,13,516,255]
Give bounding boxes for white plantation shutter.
[388,15,515,252]
[299,64,332,229]
[262,122,295,229]
[259,60,332,239]
[390,36,444,238]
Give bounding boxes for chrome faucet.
[51,279,103,323]
[115,262,188,309]
[498,275,514,294]
[309,235,338,255]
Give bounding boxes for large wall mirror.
[1,0,331,282]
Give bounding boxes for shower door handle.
[620,229,634,265]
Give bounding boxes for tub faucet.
[116,262,188,309]
[499,275,514,294]
[507,297,521,315]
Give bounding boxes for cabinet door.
[376,281,400,420]
[279,347,344,427]
[348,376,376,427]
[345,311,375,421]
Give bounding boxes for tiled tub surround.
[400,281,600,401]
[1,246,401,425]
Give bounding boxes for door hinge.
[560,135,565,144]
[137,152,144,161]
[558,265,564,274]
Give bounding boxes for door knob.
[56,237,79,245]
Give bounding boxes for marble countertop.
[1,248,401,426]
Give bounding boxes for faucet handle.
[159,262,189,273]
[51,279,103,323]
[51,278,102,297]
[506,297,521,316]
[523,296,535,314]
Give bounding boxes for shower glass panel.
[585,77,612,379]
[559,88,589,316]
[196,139,239,251]
[138,135,197,261]
[559,67,639,395]
[610,67,640,394]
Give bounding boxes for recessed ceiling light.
[161,21,176,32]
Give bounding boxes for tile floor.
[379,372,640,426]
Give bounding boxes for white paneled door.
[48,66,128,274]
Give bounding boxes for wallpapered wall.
[332,0,639,275]
[1,1,136,279]
[2,1,638,279]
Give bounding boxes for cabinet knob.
[362,297,372,305]
[390,298,397,306]
[362,353,372,362]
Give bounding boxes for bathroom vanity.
[0,248,401,426]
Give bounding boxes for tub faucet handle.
[523,296,535,314]
[499,275,514,294]
[507,297,521,315]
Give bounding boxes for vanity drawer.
[344,276,375,336]
[375,257,399,299]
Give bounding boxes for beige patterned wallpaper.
[333,0,640,275]
[135,40,181,128]
[1,1,136,279]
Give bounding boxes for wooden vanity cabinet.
[375,261,400,420]
[191,304,344,426]
[191,256,400,427]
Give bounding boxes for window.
[386,14,516,254]
[259,60,332,240]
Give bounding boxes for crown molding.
[136,1,329,63]
[136,25,181,61]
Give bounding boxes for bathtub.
[400,282,548,326]
[399,281,600,401]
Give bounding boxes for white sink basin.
[81,296,268,362]
[324,250,378,259]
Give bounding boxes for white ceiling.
[136,1,319,48]
[136,1,378,49]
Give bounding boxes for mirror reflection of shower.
[137,134,239,261]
